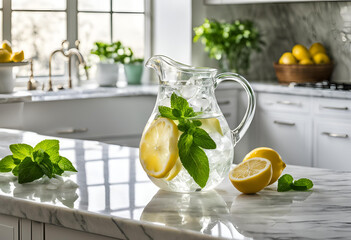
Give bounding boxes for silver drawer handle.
[276,100,301,106]
[322,132,349,138]
[218,100,231,105]
[273,120,295,126]
[321,106,349,111]
[56,128,88,134]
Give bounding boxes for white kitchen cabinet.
[0,214,19,240]
[0,102,24,129]
[314,118,351,170]
[45,224,121,240]
[256,93,313,166]
[313,97,351,170]
[215,88,238,129]
[23,95,156,147]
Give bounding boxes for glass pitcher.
[139,55,255,192]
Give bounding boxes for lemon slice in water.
[139,118,179,178]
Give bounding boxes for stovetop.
[289,81,351,91]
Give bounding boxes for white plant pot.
[0,67,14,93]
[95,62,119,87]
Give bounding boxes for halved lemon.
[243,147,286,185]
[229,158,273,194]
[139,118,179,178]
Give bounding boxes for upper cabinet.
[204,0,348,4]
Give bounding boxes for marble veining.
[192,1,351,83]
[0,129,351,239]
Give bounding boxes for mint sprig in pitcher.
[139,55,256,192]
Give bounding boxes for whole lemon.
[292,44,311,61]
[299,58,314,65]
[309,42,326,57]
[243,147,286,185]
[313,53,330,64]
[278,52,297,65]
[0,49,11,63]
[1,40,12,54]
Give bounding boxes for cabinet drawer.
[259,93,311,113]
[215,89,238,129]
[314,119,351,170]
[313,97,351,118]
[258,112,312,166]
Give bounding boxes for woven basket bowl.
[273,62,333,83]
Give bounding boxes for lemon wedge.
[11,50,24,62]
[229,158,272,194]
[243,147,286,185]
[139,118,179,178]
[200,118,223,136]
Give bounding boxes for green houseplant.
[91,41,133,87]
[193,18,264,74]
[121,48,144,85]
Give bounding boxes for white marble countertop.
[0,129,350,239]
[0,81,350,103]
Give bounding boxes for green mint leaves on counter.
[0,139,77,184]
[158,92,216,188]
[278,174,313,192]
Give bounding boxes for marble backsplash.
[192,1,351,83]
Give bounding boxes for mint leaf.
[18,157,44,184]
[277,174,293,192]
[53,163,64,175]
[12,165,19,176]
[192,120,202,127]
[58,156,77,172]
[179,145,209,188]
[184,108,196,118]
[34,139,60,163]
[33,150,53,178]
[9,144,33,161]
[0,155,17,172]
[178,122,190,132]
[172,109,182,118]
[292,178,313,191]
[193,128,216,149]
[171,93,189,115]
[158,106,177,120]
[178,133,193,156]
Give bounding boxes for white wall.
[151,0,192,65]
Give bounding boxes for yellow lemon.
[309,42,326,57]
[299,58,314,65]
[292,44,311,61]
[165,158,182,181]
[313,52,330,64]
[0,49,11,63]
[199,118,223,136]
[139,118,179,178]
[278,52,297,65]
[243,147,286,185]
[229,158,273,194]
[1,40,12,54]
[11,50,24,62]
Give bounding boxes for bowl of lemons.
[0,40,27,93]
[273,43,333,84]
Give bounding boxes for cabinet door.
[0,214,19,240]
[314,119,351,170]
[45,224,121,240]
[258,112,312,166]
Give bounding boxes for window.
[1,0,149,80]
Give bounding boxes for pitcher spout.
[145,55,217,84]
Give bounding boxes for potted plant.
[193,18,264,74]
[91,41,131,87]
[122,48,144,85]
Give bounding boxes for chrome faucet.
[48,40,88,91]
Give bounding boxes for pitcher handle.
[215,73,256,145]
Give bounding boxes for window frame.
[1,0,151,78]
